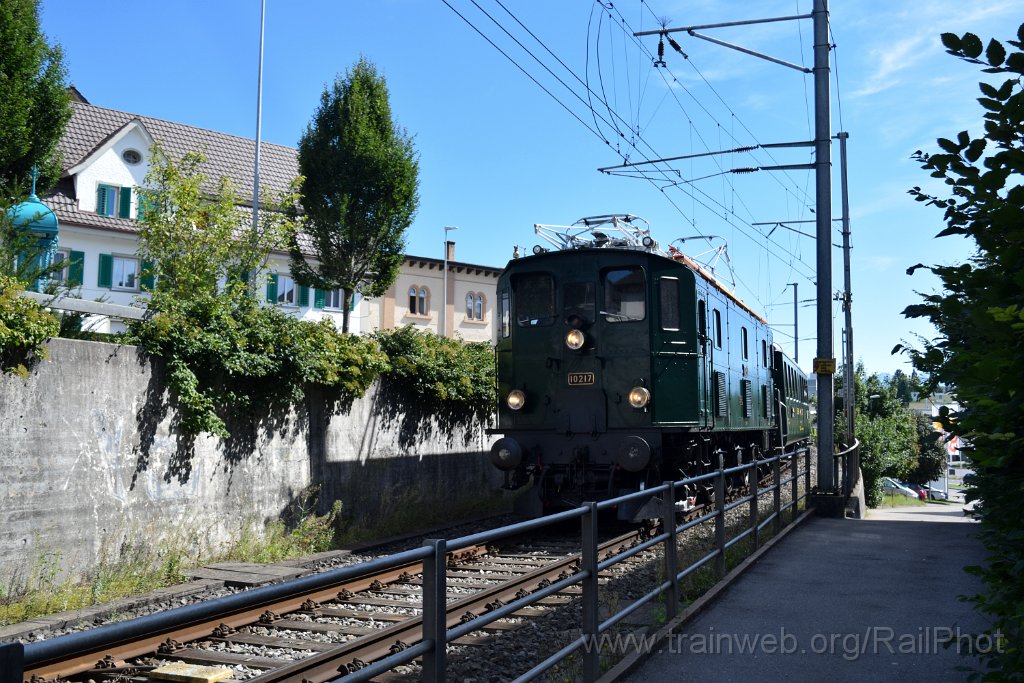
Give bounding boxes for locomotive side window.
[698,300,707,350]
[712,308,722,348]
[741,327,749,360]
[500,289,510,337]
[762,339,768,367]
[515,273,555,326]
[564,281,596,325]
[603,268,646,322]
[659,277,679,331]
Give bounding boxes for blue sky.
[39,0,1020,374]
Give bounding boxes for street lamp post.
[442,225,458,336]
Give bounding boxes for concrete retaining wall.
[0,338,503,589]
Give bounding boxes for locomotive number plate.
[568,372,596,386]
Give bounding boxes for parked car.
[923,484,949,500]
[882,477,920,499]
[903,482,929,501]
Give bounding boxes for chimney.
[446,240,455,262]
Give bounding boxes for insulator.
[668,35,688,59]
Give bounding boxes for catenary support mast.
[838,132,854,444]
[813,0,834,486]
[636,2,836,486]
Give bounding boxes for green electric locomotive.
[489,215,811,518]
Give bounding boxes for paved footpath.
[621,496,990,682]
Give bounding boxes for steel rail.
[21,543,486,680]
[250,529,645,682]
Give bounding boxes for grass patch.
[878,494,928,508]
[0,501,342,627]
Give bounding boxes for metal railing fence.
[2,445,813,683]
[833,439,861,496]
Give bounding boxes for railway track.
[18,454,802,682]
[21,528,651,682]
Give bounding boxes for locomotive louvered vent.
[714,371,727,417]
[741,380,753,418]
[761,385,770,418]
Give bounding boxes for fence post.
[422,538,447,683]
[0,642,23,683]
[791,450,799,522]
[748,457,759,551]
[581,502,600,682]
[772,455,782,534]
[804,446,811,501]
[662,482,679,621]
[714,450,726,579]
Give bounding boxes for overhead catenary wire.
[442,0,821,308]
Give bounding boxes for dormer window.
[122,149,142,165]
[96,184,132,218]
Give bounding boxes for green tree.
[906,413,946,485]
[127,145,387,438]
[837,364,918,506]
[890,369,913,405]
[135,143,300,307]
[0,0,72,194]
[290,57,420,332]
[897,25,1024,678]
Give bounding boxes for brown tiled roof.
[51,100,297,234]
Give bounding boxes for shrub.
[124,292,388,437]
[373,325,495,424]
[0,274,58,376]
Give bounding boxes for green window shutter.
[298,285,309,307]
[350,292,358,311]
[96,185,108,215]
[313,288,325,309]
[98,253,113,288]
[68,250,85,287]
[118,187,132,218]
[266,273,278,303]
[141,259,155,291]
[138,192,156,220]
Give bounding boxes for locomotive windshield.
[602,267,646,322]
[564,281,596,325]
[515,272,555,326]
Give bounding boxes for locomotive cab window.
[564,281,595,325]
[712,308,722,348]
[603,267,645,323]
[515,272,555,326]
[499,289,510,337]
[659,277,679,331]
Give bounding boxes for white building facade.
[40,94,501,341]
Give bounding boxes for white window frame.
[112,254,140,292]
[52,248,71,284]
[277,274,297,306]
[324,288,342,309]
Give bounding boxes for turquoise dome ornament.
[6,166,59,291]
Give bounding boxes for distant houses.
[30,91,501,342]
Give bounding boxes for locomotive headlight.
[565,329,585,350]
[628,386,651,408]
[506,389,526,411]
